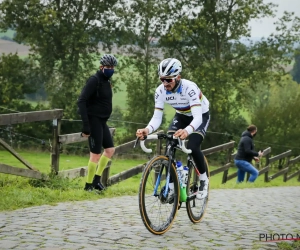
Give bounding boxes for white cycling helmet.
[158,58,182,77]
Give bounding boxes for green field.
[112,79,176,124]
[0,150,299,211]
[0,29,15,39]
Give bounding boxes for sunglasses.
[160,77,175,83]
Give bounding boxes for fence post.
[246,172,250,181]
[101,161,111,186]
[283,156,291,182]
[222,146,233,184]
[264,152,270,182]
[51,118,61,174]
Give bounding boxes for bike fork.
[153,160,172,198]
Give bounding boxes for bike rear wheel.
[186,156,210,223]
[138,155,179,235]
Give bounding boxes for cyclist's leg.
[187,133,205,174]
[188,111,210,176]
[84,116,102,190]
[188,111,210,198]
[93,120,115,189]
[167,113,187,192]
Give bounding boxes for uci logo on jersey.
[166,96,175,101]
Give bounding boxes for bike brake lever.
[133,136,148,148]
[177,137,182,147]
[133,137,139,148]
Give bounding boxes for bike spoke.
[139,155,179,234]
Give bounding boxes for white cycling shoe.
[196,179,209,199]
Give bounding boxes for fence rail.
[1,110,300,185]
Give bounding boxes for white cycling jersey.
[146,79,209,135]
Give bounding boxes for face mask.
[103,68,114,78]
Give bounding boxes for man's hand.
[258,150,264,157]
[81,133,90,138]
[81,124,91,137]
[253,156,260,162]
[174,129,189,140]
[136,128,149,140]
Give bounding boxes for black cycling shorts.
[167,111,210,138]
[88,116,114,154]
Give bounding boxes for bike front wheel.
[186,156,210,223]
[138,155,179,235]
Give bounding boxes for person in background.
[77,54,118,191]
[234,124,263,183]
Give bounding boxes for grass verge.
[0,150,299,211]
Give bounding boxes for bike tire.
[138,155,180,235]
[186,156,210,223]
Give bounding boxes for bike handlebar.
[139,134,192,154]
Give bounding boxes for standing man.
[136,58,210,199]
[77,54,118,191]
[234,125,264,183]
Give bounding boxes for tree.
[291,48,300,83]
[0,53,38,105]
[0,0,119,122]
[158,0,300,146]
[113,0,168,139]
[251,77,300,156]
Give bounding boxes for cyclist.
[136,58,210,199]
[77,54,118,192]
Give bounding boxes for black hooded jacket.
[77,70,112,134]
[235,131,259,162]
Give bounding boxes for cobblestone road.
[0,186,299,250]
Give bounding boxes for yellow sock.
[86,160,97,183]
[96,155,110,176]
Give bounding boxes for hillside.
[0,39,30,56]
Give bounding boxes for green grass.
[0,150,299,211]
[0,150,143,211]
[277,241,300,250]
[24,100,49,106]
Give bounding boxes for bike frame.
[153,134,177,198]
[149,133,200,200]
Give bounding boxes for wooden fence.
[227,148,300,182]
[0,109,64,180]
[0,109,300,185]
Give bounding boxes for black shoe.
[94,181,106,191]
[92,175,106,191]
[84,183,94,191]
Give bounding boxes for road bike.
[135,133,210,235]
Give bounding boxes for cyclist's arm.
[185,87,203,135]
[146,90,164,134]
